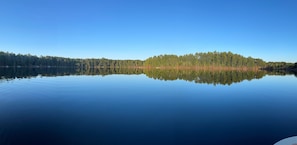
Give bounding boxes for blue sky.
[0,0,296,62]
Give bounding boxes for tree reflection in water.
[0,68,295,85]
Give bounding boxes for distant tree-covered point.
[264,61,296,71]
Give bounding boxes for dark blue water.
[0,70,297,145]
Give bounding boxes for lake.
[0,68,297,145]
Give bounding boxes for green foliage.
[264,62,295,70]
[0,51,143,68]
[1,51,294,70]
[144,51,266,68]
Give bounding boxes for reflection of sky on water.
[0,74,297,145]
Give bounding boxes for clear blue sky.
[0,0,296,62]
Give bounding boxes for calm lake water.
[0,68,297,145]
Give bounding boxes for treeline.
[77,58,143,68]
[0,51,77,67]
[1,51,296,70]
[144,51,266,68]
[0,51,143,68]
[264,62,297,71]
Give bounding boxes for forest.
[0,51,296,71]
[144,51,266,68]
[0,51,143,68]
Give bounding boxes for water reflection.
[144,69,266,85]
[265,69,297,76]
[0,68,295,85]
[1,68,297,145]
[0,68,143,80]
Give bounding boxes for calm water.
[0,68,297,145]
